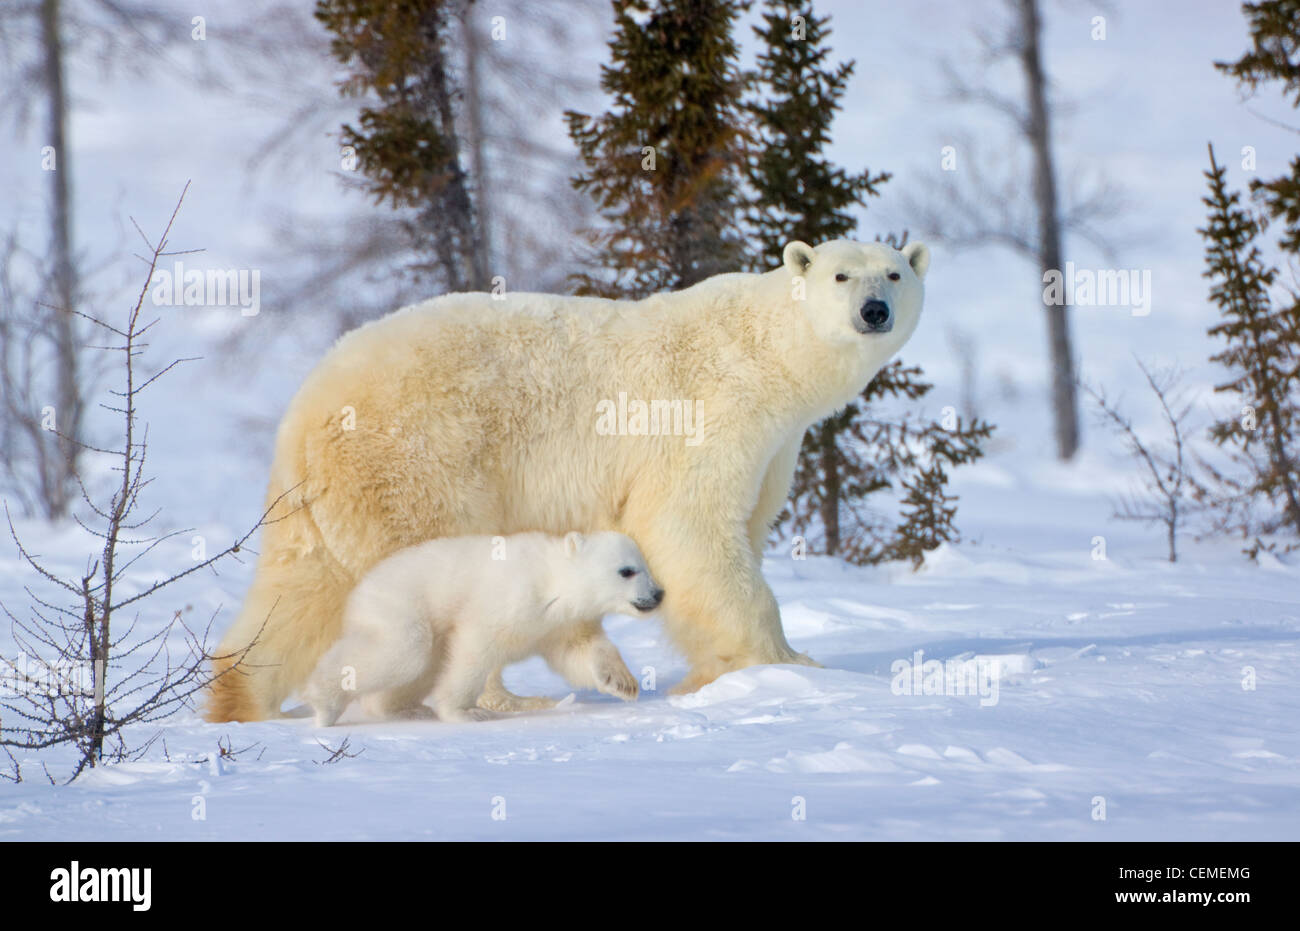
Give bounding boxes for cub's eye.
[835,273,849,282]
[618,567,637,578]
[888,272,901,281]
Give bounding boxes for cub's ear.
[564,532,585,557]
[783,241,816,276]
[901,241,930,282]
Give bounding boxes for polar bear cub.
[304,531,663,726]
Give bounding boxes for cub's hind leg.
[306,617,433,725]
[361,663,441,720]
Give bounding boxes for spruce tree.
[779,360,992,565]
[747,1,992,564]
[888,464,960,570]
[1215,0,1300,108]
[1209,3,1300,540]
[1219,2,1300,257]
[316,0,489,292]
[1199,143,1300,538]
[747,0,888,265]
[566,0,752,297]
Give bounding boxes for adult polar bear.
[205,238,930,721]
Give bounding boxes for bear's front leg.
[541,621,639,702]
[747,435,803,560]
[629,504,816,693]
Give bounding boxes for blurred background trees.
[316,0,490,292]
[906,0,1122,464]
[0,0,187,518]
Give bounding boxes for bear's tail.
[204,545,354,723]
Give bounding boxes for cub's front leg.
[542,621,639,702]
[477,667,560,713]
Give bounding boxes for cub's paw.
[597,665,639,702]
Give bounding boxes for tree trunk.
[39,0,80,517]
[820,429,841,555]
[1266,406,1300,535]
[416,5,488,292]
[1017,0,1079,461]
[458,5,492,283]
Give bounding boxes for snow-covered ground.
[3,406,1297,839]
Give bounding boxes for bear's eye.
[888,272,901,281]
[835,273,849,283]
[618,567,637,578]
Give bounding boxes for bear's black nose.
[652,587,665,605]
[860,300,891,330]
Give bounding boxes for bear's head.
[782,238,930,364]
[563,531,664,616]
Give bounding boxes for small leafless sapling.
[0,184,290,781]
[1080,359,1205,562]
[314,736,364,765]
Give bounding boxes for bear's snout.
[859,299,892,332]
[634,586,665,612]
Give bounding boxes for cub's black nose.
[634,588,665,613]
[860,300,891,330]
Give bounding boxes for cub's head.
[782,238,930,361]
[563,531,663,616]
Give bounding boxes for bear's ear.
[564,532,585,557]
[782,241,816,276]
[902,241,930,282]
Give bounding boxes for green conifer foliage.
[746,0,889,265]
[315,0,488,291]
[1198,143,1300,538]
[566,0,752,297]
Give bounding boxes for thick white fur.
[303,531,660,726]
[206,238,929,721]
